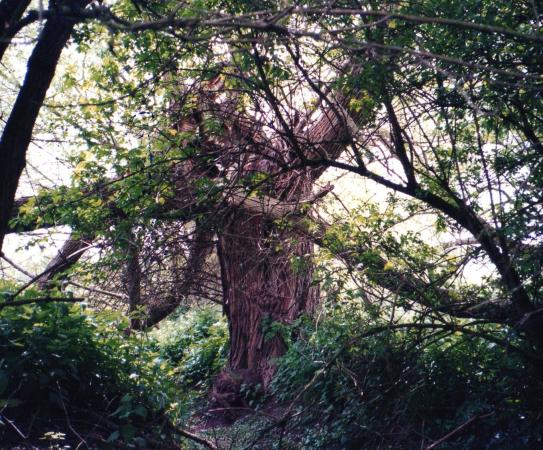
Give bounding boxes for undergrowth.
[2,290,543,450]
[266,305,543,449]
[0,293,227,449]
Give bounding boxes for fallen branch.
[166,422,218,450]
[425,412,494,449]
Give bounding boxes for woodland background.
[0,0,543,448]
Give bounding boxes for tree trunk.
[0,0,90,252]
[213,177,318,410]
[123,238,142,329]
[211,76,370,402]
[217,202,318,389]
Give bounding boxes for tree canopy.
[1,0,543,448]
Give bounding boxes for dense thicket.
[1,0,542,448]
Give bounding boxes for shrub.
[0,299,178,448]
[156,306,228,393]
[270,307,543,449]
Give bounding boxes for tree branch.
[0,0,31,61]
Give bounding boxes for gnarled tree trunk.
[212,81,365,402]
[217,177,318,390]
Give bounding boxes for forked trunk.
[211,79,365,405]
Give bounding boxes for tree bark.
[0,0,31,61]
[212,80,367,396]
[218,201,318,388]
[123,238,142,329]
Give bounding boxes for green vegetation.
[0,299,231,448]
[270,307,543,449]
[1,0,543,448]
[0,300,173,448]
[156,307,229,396]
[3,296,543,448]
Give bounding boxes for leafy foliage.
[271,305,543,449]
[0,298,179,448]
[157,306,228,394]
[2,0,543,448]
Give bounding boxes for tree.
[2,0,543,405]
[0,0,91,251]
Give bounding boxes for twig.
[67,280,127,300]
[6,244,92,300]
[168,423,218,450]
[0,252,34,278]
[206,406,279,420]
[57,382,88,449]
[425,412,494,449]
[1,414,27,439]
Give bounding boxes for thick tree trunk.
[211,80,372,401]
[217,205,318,388]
